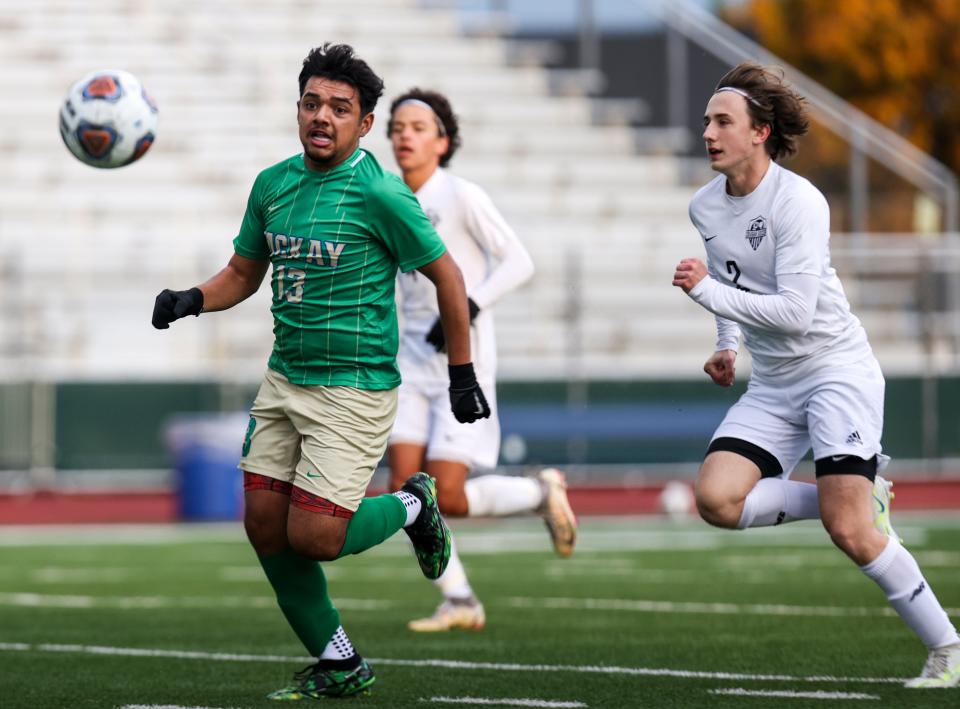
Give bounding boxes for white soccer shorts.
[390,376,500,470]
[711,355,888,477]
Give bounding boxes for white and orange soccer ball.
[59,69,158,168]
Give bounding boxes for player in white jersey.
[386,88,578,631]
[673,63,959,688]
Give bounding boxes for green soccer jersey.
[233,148,446,389]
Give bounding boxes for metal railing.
[651,0,958,233]
[831,232,960,459]
[449,0,959,233]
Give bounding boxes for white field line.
[5,590,957,618]
[0,592,391,611]
[425,697,587,707]
[718,554,851,569]
[508,596,960,618]
[0,522,929,551]
[539,566,812,586]
[32,567,131,583]
[0,642,906,684]
[14,559,951,588]
[913,550,960,566]
[218,566,274,582]
[545,558,634,568]
[0,525,245,547]
[120,705,245,709]
[218,565,423,583]
[543,566,703,581]
[709,688,880,700]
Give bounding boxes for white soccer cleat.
[407,599,486,632]
[904,641,960,688]
[872,475,901,542]
[537,468,577,558]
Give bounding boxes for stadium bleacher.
[0,0,720,384]
[1,0,957,475]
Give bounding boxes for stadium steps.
[0,0,915,380]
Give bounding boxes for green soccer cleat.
[904,642,960,688]
[267,658,376,700]
[400,472,452,580]
[872,475,901,542]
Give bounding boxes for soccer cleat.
[400,472,452,580]
[538,468,577,558]
[408,598,486,632]
[872,475,901,542]
[904,641,960,688]
[267,658,376,700]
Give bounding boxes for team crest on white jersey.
[746,216,767,251]
[425,208,441,227]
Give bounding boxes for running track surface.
[2,478,959,524]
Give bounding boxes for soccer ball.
[59,69,158,168]
[658,480,695,519]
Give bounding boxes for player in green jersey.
[152,43,491,701]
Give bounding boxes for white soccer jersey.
[687,161,871,374]
[397,168,534,384]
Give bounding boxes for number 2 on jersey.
[726,260,751,292]
[275,265,305,303]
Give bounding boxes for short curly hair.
[298,43,384,116]
[715,63,809,161]
[388,88,462,167]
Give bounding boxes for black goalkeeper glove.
[425,297,480,352]
[448,362,491,424]
[152,287,204,329]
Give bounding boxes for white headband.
[715,86,762,107]
[394,98,447,136]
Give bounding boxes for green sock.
[337,494,407,558]
[258,548,340,656]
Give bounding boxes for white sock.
[319,626,356,661]
[434,538,474,600]
[393,491,421,527]
[737,478,820,529]
[464,475,544,517]
[861,537,960,649]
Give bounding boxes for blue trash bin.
[165,413,247,521]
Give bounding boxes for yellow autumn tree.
[724,0,960,230]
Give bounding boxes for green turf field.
[1,515,959,708]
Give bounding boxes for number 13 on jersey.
[275,265,305,303]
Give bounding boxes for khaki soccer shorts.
[240,369,398,511]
